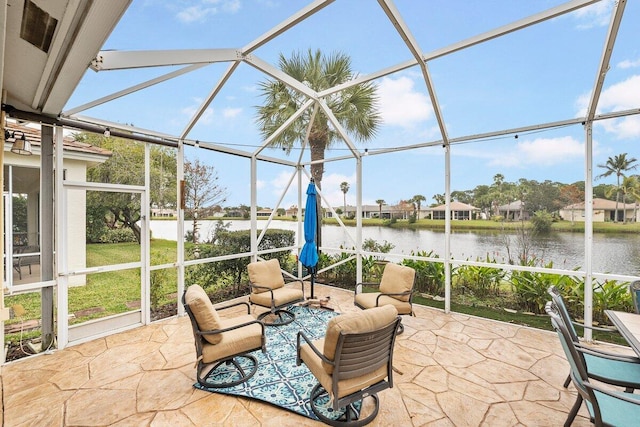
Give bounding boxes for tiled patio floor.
[1,283,610,426]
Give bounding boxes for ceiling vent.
[20,0,58,53]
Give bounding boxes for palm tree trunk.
[309,134,327,250]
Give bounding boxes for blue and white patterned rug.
[194,305,342,420]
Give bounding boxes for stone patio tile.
[462,324,502,340]
[66,389,137,426]
[433,336,486,368]
[481,339,540,369]
[4,399,66,427]
[447,373,503,404]
[468,338,493,350]
[398,383,446,425]
[509,400,590,427]
[114,412,156,426]
[527,353,570,387]
[436,390,490,427]
[465,359,538,384]
[86,362,143,387]
[3,381,60,408]
[49,363,89,390]
[481,402,519,427]
[492,381,527,402]
[414,365,449,393]
[73,337,108,357]
[523,379,560,402]
[137,369,195,412]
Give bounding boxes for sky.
[64,0,640,211]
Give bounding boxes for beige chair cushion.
[185,284,222,345]
[201,314,263,364]
[379,263,415,302]
[248,259,285,293]
[322,305,398,374]
[300,337,388,400]
[354,293,413,315]
[249,286,303,307]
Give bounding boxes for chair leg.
[565,394,583,427]
[258,308,295,326]
[197,354,258,388]
[309,383,380,427]
[563,372,571,388]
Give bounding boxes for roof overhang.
[1,0,130,117]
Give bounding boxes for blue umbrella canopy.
[299,181,319,269]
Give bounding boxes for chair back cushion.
[184,284,222,345]
[322,305,398,374]
[379,263,415,302]
[248,259,285,293]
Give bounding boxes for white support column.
[55,126,69,348]
[583,122,594,341]
[356,157,363,285]
[297,168,303,280]
[250,156,258,261]
[176,140,185,316]
[142,144,151,324]
[444,144,451,313]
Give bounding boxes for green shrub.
[531,210,553,233]
[509,261,573,314]
[454,255,505,298]
[402,250,446,295]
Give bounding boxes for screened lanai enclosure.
[1,0,639,362]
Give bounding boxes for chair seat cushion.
[185,285,222,344]
[322,305,398,374]
[300,338,389,400]
[379,263,415,302]
[354,292,412,315]
[201,314,263,364]
[249,287,303,307]
[585,352,640,385]
[248,259,285,293]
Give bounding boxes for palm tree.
[376,199,385,219]
[597,153,638,222]
[340,181,350,217]
[412,194,426,219]
[621,175,640,223]
[256,50,381,246]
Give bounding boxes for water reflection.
[150,220,640,276]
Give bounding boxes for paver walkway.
[1,284,606,426]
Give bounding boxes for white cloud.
[222,107,242,118]
[597,75,640,111]
[572,0,613,29]
[617,58,640,69]
[488,136,585,168]
[256,180,265,190]
[576,75,640,139]
[377,76,432,128]
[176,0,240,23]
[320,173,357,208]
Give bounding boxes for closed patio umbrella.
[299,179,319,299]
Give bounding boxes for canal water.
[150,220,640,276]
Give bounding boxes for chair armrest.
[583,379,640,405]
[375,290,413,306]
[296,331,332,367]
[572,320,618,333]
[355,282,380,295]
[249,283,277,303]
[198,318,266,341]
[575,342,640,363]
[576,343,640,364]
[284,277,305,298]
[215,300,252,315]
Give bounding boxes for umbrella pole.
[310,268,315,299]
